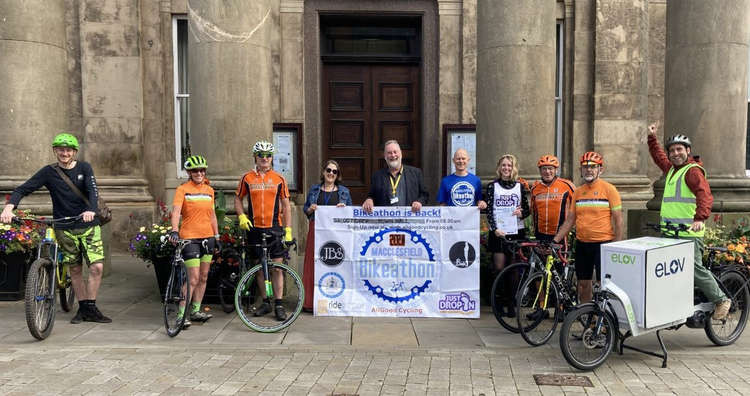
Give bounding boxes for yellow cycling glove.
[284,226,293,242]
[238,214,252,230]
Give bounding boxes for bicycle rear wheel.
[163,263,190,337]
[235,262,304,332]
[559,305,616,371]
[705,270,750,346]
[490,262,534,333]
[516,272,560,346]
[58,267,75,312]
[25,258,57,340]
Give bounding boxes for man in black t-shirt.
[1,133,111,324]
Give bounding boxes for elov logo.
[654,257,685,278]
[611,252,636,265]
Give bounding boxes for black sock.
[274,299,282,306]
[264,298,271,304]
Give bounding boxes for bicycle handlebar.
[645,221,689,237]
[11,215,83,226]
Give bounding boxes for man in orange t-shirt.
[530,155,575,241]
[234,140,293,321]
[553,151,623,303]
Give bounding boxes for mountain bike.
[515,241,577,346]
[161,237,191,337]
[559,222,749,370]
[234,229,303,332]
[13,215,81,340]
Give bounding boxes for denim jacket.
[303,183,353,220]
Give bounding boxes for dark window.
[321,15,421,63]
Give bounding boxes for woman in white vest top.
[485,154,530,317]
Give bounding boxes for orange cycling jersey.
[236,168,289,228]
[173,181,215,239]
[571,178,621,243]
[530,177,575,237]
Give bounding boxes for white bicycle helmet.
[252,140,275,154]
[665,134,692,150]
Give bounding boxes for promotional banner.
[314,206,480,318]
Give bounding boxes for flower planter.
[0,251,31,301]
[151,256,173,299]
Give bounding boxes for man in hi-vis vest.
[648,123,731,320]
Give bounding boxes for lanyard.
[389,171,402,196]
[322,187,333,205]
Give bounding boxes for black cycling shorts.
[575,240,610,281]
[487,229,527,257]
[245,227,285,260]
[181,237,216,260]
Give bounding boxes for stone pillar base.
[647,177,750,212]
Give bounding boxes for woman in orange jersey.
[168,155,220,328]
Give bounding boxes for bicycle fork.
[532,255,556,310]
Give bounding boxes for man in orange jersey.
[234,140,294,321]
[530,155,575,242]
[553,152,623,303]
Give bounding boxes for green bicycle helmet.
[184,155,208,170]
[52,133,79,150]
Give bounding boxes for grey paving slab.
[352,321,418,347]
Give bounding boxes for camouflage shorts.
[57,226,104,266]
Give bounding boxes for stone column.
[188,0,274,176]
[659,0,750,211]
[0,0,68,175]
[476,0,556,180]
[591,0,651,205]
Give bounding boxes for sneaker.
[254,302,272,317]
[181,317,191,329]
[70,309,84,324]
[190,311,213,322]
[713,299,732,320]
[274,304,287,321]
[83,306,112,323]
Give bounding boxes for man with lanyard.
[1,133,111,323]
[530,155,575,242]
[234,140,294,321]
[553,151,623,303]
[647,123,731,320]
[437,148,487,209]
[362,140,428,213]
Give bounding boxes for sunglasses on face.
[257,152,273,158]
[325,168,338,175]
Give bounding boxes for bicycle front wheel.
[163,263,190,337]
[517,271,560,346]
[235,262,304,333]
[490,262,534,333]
[58,267,75,312]
[559,305,616,371]
[25,258,57,340]
[705,270,750,346]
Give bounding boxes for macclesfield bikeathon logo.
[448,241,476,268]
[438,292,476,313]
[450,181,475,206]
[319,241,345,267]
[358,228,435,303]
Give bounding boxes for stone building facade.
[2,0,749,252]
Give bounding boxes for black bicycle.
[515,241,578,346]
[234,229,304,332]
[162,238,191,337]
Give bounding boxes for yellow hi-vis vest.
[660,163,705,238]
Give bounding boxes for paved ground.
[0,255,749,395]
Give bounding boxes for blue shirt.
[437,173,483,206]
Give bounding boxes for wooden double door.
[322,64,421,204]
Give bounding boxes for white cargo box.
[601,237,694,329]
